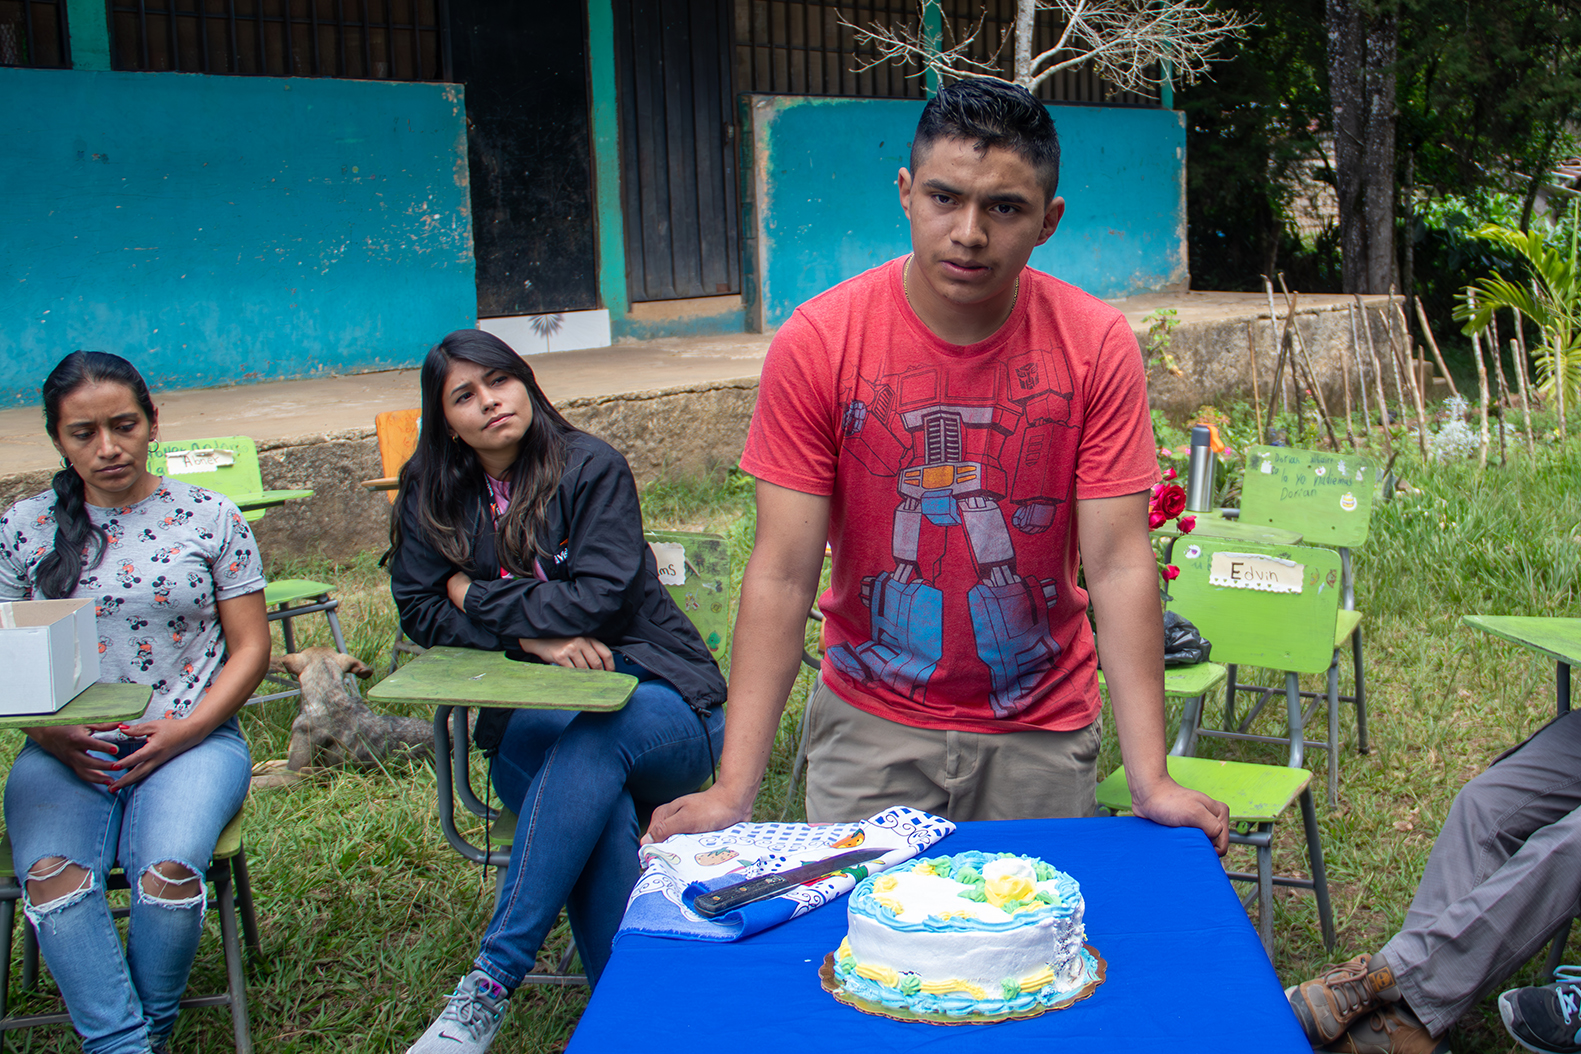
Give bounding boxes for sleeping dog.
[271,647,433,773]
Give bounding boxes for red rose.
[1157,484,1187,518]
[1162,564,1180,581]
[1148,509,1168,530]
[1162,467,1177,481]
[1177,515,1197,534]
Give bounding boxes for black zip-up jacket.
[389,431,727,722]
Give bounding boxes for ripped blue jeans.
[2,720,250,1054]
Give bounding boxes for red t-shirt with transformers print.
[740,257,1158,733]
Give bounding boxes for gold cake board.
[818,945,1106,1025]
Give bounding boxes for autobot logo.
[1016,363,1039,390]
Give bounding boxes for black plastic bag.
[1163,611,1212,667]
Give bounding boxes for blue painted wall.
[0,69,476,405]
[744,95,1186,329]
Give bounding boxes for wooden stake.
[1263,276,1291,435]
[1338,318,1356,448]
[1279,279,1339,449]
[1487,317,1510,466]
[1512,311,1536,456]
[1379,293,1416,457]
[1389,290,1429,461]
[1414,296,1463,401]
[1245,320,1265,445]
[1468,289,1491,470]
[1513,338,1537,457]
[1357,295,1395,460]
[1348,303,1372,445]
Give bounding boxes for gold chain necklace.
[904,257,1020,325]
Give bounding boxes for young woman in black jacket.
[389,330,726,1054]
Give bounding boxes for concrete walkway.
[0,289,1359,477]
[0,331,775,476]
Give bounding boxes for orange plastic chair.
[362,408,421,503]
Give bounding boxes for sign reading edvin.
[1209,552,1305,594]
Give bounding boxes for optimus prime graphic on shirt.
[828,347,1078,720]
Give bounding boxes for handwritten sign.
[1209,551,1305,594]
[650,542,686,586]
[164,448,235,475]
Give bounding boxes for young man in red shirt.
[650,78,1227,851]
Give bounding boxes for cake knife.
[692,848,888,918]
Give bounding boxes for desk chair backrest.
[148,436,266,519]
[1239,446,1377,549]
[374,409,422,504]
[1166,538,1342,675]
[644,530,729,659]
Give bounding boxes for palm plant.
[1457,217,1581,438]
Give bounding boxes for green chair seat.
[1098,756,1312,824]
[1334,609,1363,650]
[486,809,518,849]
[262,579,334,607]
[1099,662,1229,699]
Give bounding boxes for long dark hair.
[388,330,579,577]
[37,352,158,599]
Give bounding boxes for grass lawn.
[1,441,1577,1052]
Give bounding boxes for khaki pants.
[802,679,1102,824]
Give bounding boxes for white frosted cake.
[829,852,1099,1019]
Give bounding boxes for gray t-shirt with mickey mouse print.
[0,478,265,722]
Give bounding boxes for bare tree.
[843,0,1253,97]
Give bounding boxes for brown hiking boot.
[1287,954,1403,1045]
[1324,1004,1448,1054]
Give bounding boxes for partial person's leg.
[803,680,949,822]
[476,674,723,989]
[122,721,252,1045]
[3,740,146,1054]
[1379,710,1581,1035]
[941,718,1101,821]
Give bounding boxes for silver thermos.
[1185,425,1217,513]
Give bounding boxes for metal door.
[614,0,741,302]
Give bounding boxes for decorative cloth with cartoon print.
[741,258,1158,735]
[0,479,265,722]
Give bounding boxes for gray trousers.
[1380,709,1581,1036]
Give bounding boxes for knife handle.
[693,874,794,918]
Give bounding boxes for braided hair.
[36,352,158,599]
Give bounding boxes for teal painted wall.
[745,95,1186,329]
[0,69,476,404]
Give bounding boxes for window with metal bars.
[109,0,447,80]
[0,0,70,67]
[735,0,1156,105]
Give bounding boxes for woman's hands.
[22,722,123,786]
[104,717,211,792]
[517,636,614,670]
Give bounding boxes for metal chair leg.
[1327,657,1341,808]
[19,922,34,992]
[1225,663,1239,728]
[277,603,296,654]
[1257,828,1275,960]
[1542,918,1574,983]
[1352,626,1369,753]
[231,851,261,959]
[0,892,13,1053]
[1298,787,1335,952]
[212,862,253,1054]
[1284,671,1305,769]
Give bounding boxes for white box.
[0,598,100,715]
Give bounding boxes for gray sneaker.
[406,970,511,1054]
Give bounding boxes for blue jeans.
[477,655,723,989]
[3,721,251,1054]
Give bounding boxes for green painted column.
[65,0,112,70]
[923,0,942,97]
[1160,60,1174,110]
[585,0,630,324]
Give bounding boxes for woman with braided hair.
[0,352,270,1054]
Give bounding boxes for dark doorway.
[448,0,598,315]
[613,0,740,303]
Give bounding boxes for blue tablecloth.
[567,817,1309,1053]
